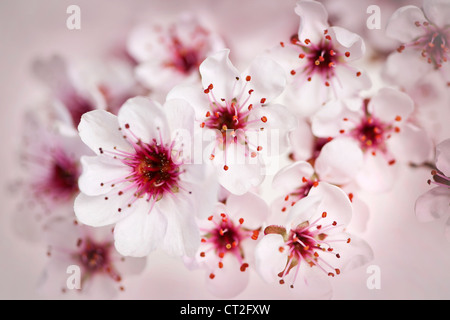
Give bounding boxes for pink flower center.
[166,36,200,74]
[76,237,122,282]
[285,31,361,87]
[99,124,183,211]
[397,21,450,68]
[428,169,450,188]
[281,177,319,213]
[200,77,268,171]
[265,212,350,288]
[31,148,80,202]
[200,213,260,279]
[64,90,95,128]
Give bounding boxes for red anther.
[261,116,268,123]
[209,273,215,279]
[240,263,249,272]
[322,212,327,218]
[246,75,251,81]
[280,42,285,47]
[345,51,350,57]
[218,262,224,268]
[239,218,244,224]
[218,252,225,259]
[200,252,206,257]
[260,98,266,104]
[299,53,305,59]
[290,70,296,75]
[223,165,229,171]
[389,159,396,166]
[356,71,362,77]
[304,38,311,45]
[257,146,263,151]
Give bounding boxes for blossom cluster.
[11,0,449,299]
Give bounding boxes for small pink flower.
[39,217,146,298]
[187,192,269,298]
[255,187,372,298]
[415,138,450,239]
[386,0,450,69]
[126,13,225,100]
[311,88,433,192]
[74,96,218,257]
[272,0,371,117]
[167,48,296,195]
[32,55,141,135]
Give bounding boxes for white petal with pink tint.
[226,192,270,230]
[386,5,427,43]
[79,110,133,155]
[368,87,414,124]
[199,49,239,101]
[295,0,329,43]
[315,137,364,185]
[78,155,130,196]
[423,0,450,28]
[272,161,315,194]
[117,96,170,145]
[436,139,450,177]
[415,186,450,222]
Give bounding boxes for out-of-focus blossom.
[39,217,146,299]
[415,138,450,239]
[270,0,371,117]
[126,13,226,102]
[311,87,433,192]
[255,186,373,298]
[386,0,450,70]
[74,96,218,258]
[186,192,269,298]
[167,48,296,195]
[32,55,143,136]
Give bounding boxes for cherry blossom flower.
[39,216,146,299]
[415,138,450,240]
[167,48,297,195]
[126,13,226,102]
[10,110,89,242]
[311,88,433,192]
[74,96,218,258]
[386,0,450,69]
[270,0,371,117]
[185,192,269,298]
[32,55,142,136]
[255,185,373,298]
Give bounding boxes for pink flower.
[74,96,218,258]
[39,217,146,299]
[126,13,226,101]
[254,186,372,298]
[311,87,433,192]
[32,55,142,135]
[187,192,269,298]
[271,0,371,117]
[167,48,296,195]
[415,138,450,239]
[386,0,450,69]
[11,110,89,241]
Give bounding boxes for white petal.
[272,161,315,194]
[226,192,270,229]
[328,26,366,61]
[242,55,286,105]
[315,137,364,185]
[199,49,239,101]
[117,96,170,145]
[254,234,287,284]
[78,110,133,155]
[415,186,450,222]
[288,119,315,161]
[436,139,450,177]
[113,201,167,257]
[78,155,130,196]
[166,82,210,120]
[295,0,329,44]
[386,5,427,43]
[387,123,433,165]
[355,152,399,193]
[423,0,450,28]
[368,87,414,124]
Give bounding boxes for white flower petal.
[199,49,240,101]
[254,234,287,284]
[315,137,364,185]
[78,155,130,196]
[415,186,450,222]
[386,5,427,43]
[117,96,170,145]
[78,110,133,155]
[369,87,414,124]
[436,139,450,177]
[226,192,270,229]
[423,0,450,28]
[272,161,315,194]
[295,0,329,43]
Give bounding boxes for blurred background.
[1,0,449,300]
